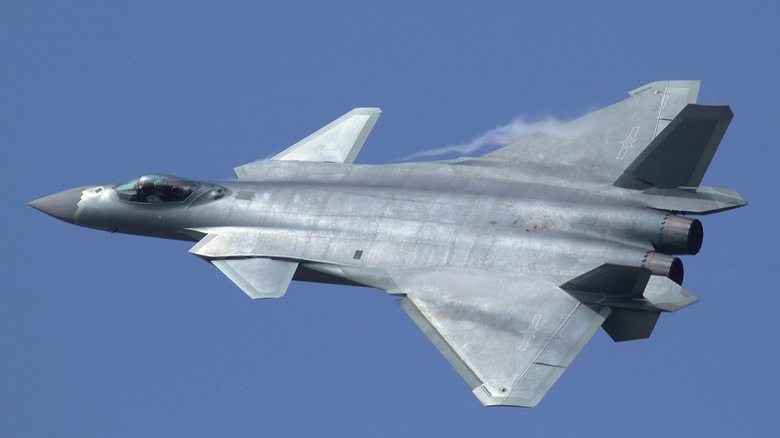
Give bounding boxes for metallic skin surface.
[27,186,88,224]
[29,81,746,407]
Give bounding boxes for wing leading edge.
[393,270,611,407]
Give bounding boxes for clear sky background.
[3,2,778,436]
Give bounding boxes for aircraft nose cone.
[27,187,88,224]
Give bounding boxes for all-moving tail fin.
[613,104,733,190]
[269,107,381,164]
[234,107,381,179]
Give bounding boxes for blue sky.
[3,2,778,436]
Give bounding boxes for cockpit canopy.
[114,174,202,203]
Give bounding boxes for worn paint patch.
[235,191,255,201]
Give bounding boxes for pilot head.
[136,175,155,199]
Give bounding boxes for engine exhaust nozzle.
[643,252,684,285]
[656,215,703,255]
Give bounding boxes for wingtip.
[628,80,701,97]
[473,384,538,408]
[349,107,382,115]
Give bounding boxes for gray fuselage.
[72,159,668,288]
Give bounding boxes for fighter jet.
[29,81,746,407]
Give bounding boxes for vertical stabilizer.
[482,81,701,184]
[613,104,733,190]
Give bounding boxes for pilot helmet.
[136,175,155,191]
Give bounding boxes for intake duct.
[643,252,684,285]
[655,214,703,255]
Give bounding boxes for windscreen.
[114,174,202,203]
